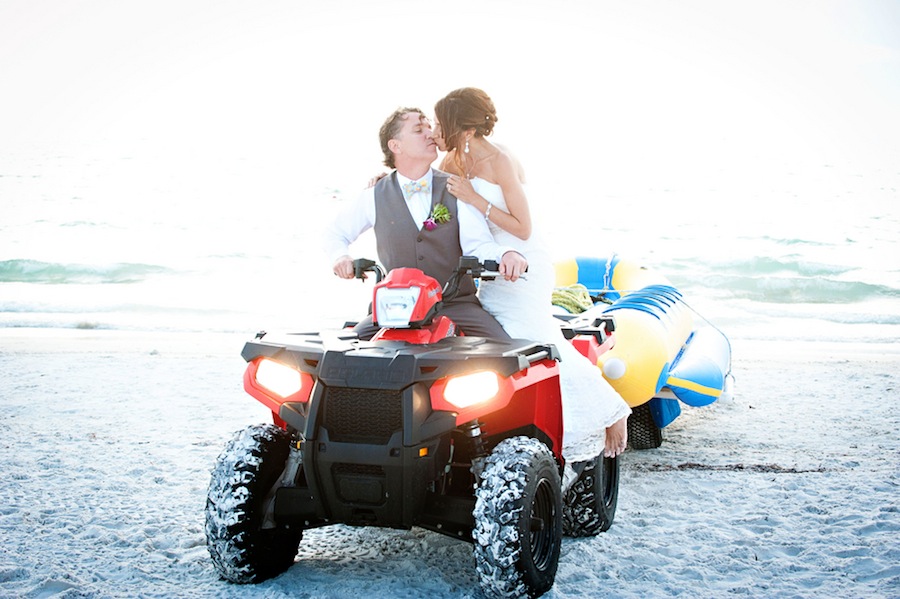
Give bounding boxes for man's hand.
[332,255,356,279]
[499,251,528,282]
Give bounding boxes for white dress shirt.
[322,168,516,266]
[395,171,433,229]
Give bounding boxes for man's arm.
[323,186,377,278]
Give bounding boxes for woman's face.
[432,118,449,152]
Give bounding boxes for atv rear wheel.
[628,402,664,449]
[205,423,302,583]
[562,454,619,536]
[473,436,562,598]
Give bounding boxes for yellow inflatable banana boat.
[555,255,733,443]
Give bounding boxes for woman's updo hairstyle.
[434,87,498,153]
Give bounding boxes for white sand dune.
[1,329,897,598]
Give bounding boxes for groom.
[324,107,528,339]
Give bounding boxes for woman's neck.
[458,139,494,179]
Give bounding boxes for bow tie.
[402,179,428,198]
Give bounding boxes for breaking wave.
[0,260,171,284]
[668,256,899,304]
[702,274,898,304]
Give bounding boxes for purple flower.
[422,203,450,232]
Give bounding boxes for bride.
[433,87,631,463]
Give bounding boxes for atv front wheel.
[473,436,562,598]
[205,423,302,583]
[562,454,619,536]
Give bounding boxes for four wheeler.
[205,257,620,597]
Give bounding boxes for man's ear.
[388,139,401,154]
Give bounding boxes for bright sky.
[1,0,898,195]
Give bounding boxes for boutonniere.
[423,203,452,231]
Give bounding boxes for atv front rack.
[242,332,560,390]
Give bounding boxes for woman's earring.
[464,139,470,154]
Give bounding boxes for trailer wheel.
[205,423,302,583]
[628,402,663,449]
[473,436,562,598]
[563,454,619,536]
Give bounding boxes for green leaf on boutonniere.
[423,203,452,231]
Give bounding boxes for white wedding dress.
[471,178,631,462]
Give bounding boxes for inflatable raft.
[554,254,733,448]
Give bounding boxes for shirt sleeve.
[456,199,516,263]
[322,186,377,263]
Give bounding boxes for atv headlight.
[255,359,303,398]
[443,371,500,408]
[374,286,421,327]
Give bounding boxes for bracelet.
[484,202,492,220]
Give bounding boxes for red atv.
[205,257,619,598]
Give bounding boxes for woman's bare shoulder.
[490,143,526,184]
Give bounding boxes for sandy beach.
[1,328,897,598]
[2,0,898,596]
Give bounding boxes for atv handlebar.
[455,257,525,280]
[443,256,525,301]
[351,256,518,301]
[352,259,385,283]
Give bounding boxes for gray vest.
[373,170,477,298]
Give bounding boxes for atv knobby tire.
[562,454,619,536]
[205,423,302,583]
[628,402,664,450]
[473,436,562,598]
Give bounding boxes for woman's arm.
[447,150,532,240]
[489,151,532,240]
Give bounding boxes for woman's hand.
[499,251,528,282]
[446,175,479,205]
[366,172,388,188]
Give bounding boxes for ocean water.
[2,143,897,345]
[2,1,899,346]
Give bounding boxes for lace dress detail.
[472,178,631,461]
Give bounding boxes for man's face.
[391,112,438,164]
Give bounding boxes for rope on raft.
[551,284,595,314]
